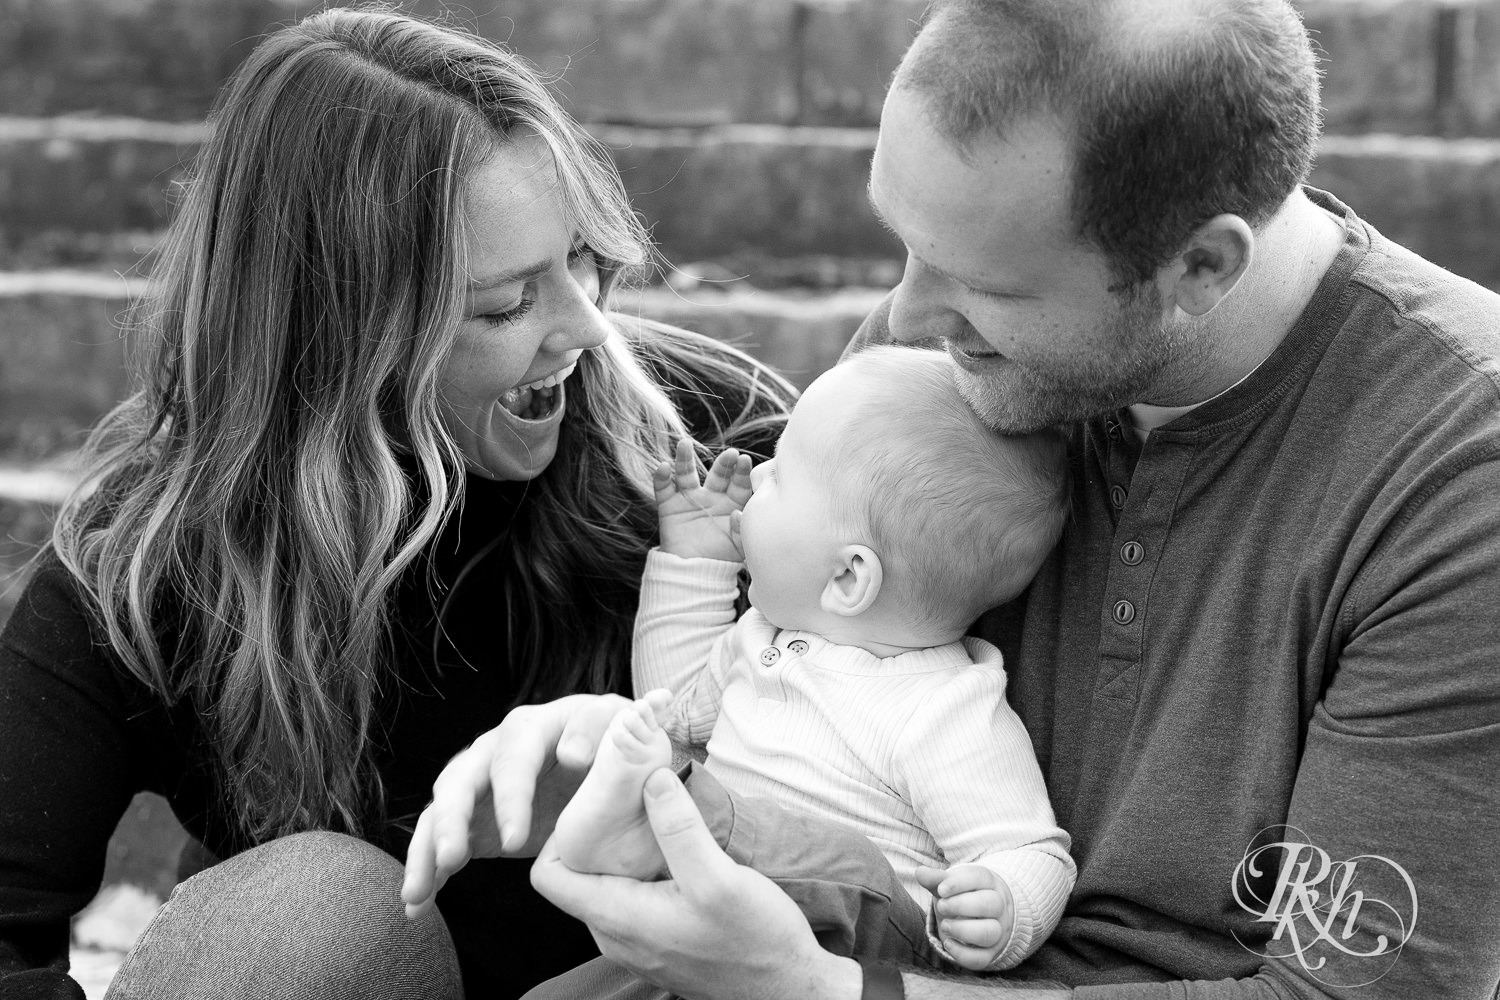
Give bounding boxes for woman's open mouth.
[497,361,576,423]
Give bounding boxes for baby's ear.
[821,544,883,618]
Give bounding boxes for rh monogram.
[1231,829,1419,988]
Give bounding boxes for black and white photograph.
[1,1,1497,997]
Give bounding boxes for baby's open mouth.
[498,361,576,422]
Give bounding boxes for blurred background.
[2,0,1499,991]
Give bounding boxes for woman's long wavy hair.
[51,6,791,844]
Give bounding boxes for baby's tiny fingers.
[933,887,1004,920]
[914,865,946,896]
[672,438,702,491]
[702,448,742,493]
[934,862,999,897]
[941,936,1002,973]
[726,454,754,505]
[652,460,675,502]
[941,916,1004,950]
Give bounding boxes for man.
[412,0,1500,996]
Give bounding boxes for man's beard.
[952,286,1209,434]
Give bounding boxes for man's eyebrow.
[468,258,552,292]
[866,183,1021,295]
[865,181,956,281]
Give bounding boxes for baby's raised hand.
[653,438,753,562]
[917,862,1016,972]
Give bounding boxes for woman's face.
[439,140,613,481]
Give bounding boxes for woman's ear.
[820,545,883,618]
[1161,213,1253,317]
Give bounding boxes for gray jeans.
[104,831,463,999]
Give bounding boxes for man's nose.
[888,259,967,345]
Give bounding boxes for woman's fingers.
[401,807,440,917]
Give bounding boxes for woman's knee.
[107,831,462,999]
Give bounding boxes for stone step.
[0,270,136,462]
[1,0,1498,136]
[4,117,1500,287]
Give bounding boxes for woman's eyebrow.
[468,258,552,291]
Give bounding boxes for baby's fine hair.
[825,345,1070,635]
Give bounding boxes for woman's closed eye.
[479,295,536,327]
[480,244,601,327]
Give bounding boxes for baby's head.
[738,345,1069,649]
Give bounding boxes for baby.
[552,344,1075,972]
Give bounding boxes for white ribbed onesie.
[633,549,1075,970]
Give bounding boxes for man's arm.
[530,767,867,1000]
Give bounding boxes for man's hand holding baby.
[652,438,752,562]
[916,863,1018,971]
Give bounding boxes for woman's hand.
[401,691,669,918]
[654,439,753,563]
[530,767,863,1000]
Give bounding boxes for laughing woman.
[0,8,791,999]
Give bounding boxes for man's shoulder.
[1296,227,1500,466]
[1344,228,1500,384]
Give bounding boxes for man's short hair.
[898,0,1321,290]
[826,346,1070,634]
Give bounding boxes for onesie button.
[1120,541,1144,566]
[1112,600,1136,625]
[759,646,781,666]
[787,639,809,654]
[1110,485,1128,509]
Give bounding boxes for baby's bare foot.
[552,698,673,879]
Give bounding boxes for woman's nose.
[547,284,613,353]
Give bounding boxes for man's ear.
[820,545,883,618]
[1161,213,1253,317]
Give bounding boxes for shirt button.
[1112,600,1136,625]
[1110,485,1128,509]
[1107,420,1124,443]
[759,646,781,666]
[1120,541,1144,566]
[787,639,809,654]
